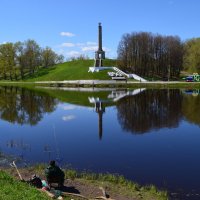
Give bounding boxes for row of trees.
[0,40,64,80]
[117,32,184,79]
[183,38,200,73]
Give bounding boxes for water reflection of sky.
[1,88,200,199]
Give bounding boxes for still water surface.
[0,86,200,199]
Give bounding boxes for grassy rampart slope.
[24,59,117,81]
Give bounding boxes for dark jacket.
[45,165,65,179]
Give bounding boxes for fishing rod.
[53,124,62,164]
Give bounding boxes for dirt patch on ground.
[1,167,137,200]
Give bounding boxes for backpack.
[29,175,42,188]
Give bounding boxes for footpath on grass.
[1,80,200,88]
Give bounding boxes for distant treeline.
[117,32,200,79]
[0,39,64,80]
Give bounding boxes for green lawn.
[23,59,117,81]
[0,170,51,200]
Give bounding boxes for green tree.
[41,47,57,68]
[15,41,26,79]
[117,32,183,79]
[0,43,16,80]
[23,39,41,75]
[183,38,200,73]
[55,54,64,64]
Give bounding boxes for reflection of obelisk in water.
[95,102,105,140]
[94,23,105,67]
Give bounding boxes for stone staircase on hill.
[112,67,147,82]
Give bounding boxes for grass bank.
[22,59,117,81]
[1,79,200,89]
[1,165,168,200]
[1,58,200,89]
[0,170,51,200]
[64,169,168,200]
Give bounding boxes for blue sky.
[0,0,200,59]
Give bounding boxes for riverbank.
[0,165,168,200]
[1,80,200,89]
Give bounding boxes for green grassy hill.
[0,170,51,200]
[24,59,117,82]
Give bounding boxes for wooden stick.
[99,187,107,197]
[61,191,89,199]
[62,193,115,200]
[40,189,115,200]
[11,161,23,180]
[39,188,66,199]
[95,196,115,200]
[98,187,115,200]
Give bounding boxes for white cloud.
[56,49,65,54]
[62,115,76,121]
[103,47,111,52]
[59,104,86,110]
[76,43,85,46]
[0,41,7,44]
[66,51,81,57]
[61,42,75,47]
[81,46,98,52]
[56,38,112,58]
[62,105,76,110]
[60,32,75,37]
[60,42,97,48]
[81,45,110,52]
[86,41,97,46]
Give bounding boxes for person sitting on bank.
[45,160,65,188]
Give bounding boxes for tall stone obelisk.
[94,23,105,67]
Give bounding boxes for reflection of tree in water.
[0,86,58,125]
[116,89,183,134]
[182,94,200,126]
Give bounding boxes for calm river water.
[0,86,200,199]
